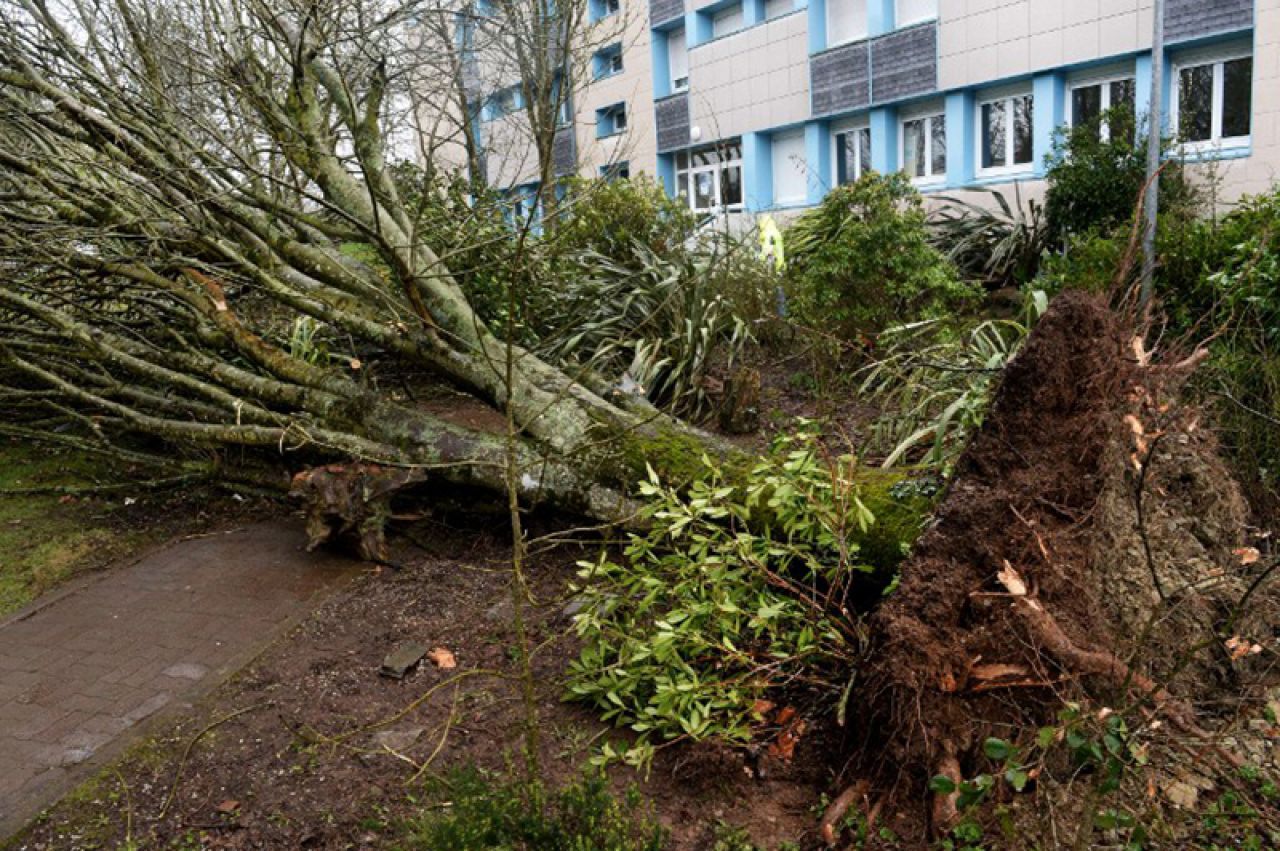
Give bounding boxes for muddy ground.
[6,509,835,851]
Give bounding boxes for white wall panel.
[828,0,868,46]
[771,130,807,203]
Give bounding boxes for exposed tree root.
[930,749,962,834]
[820,780,869,845]
[1007,592,1242,768]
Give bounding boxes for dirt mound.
[858,291,1273,837]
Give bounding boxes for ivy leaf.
[983,737,1013,762]
[1005,768,1030,792]
[928,775,957,794]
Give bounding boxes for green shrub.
[567,428,934,763]
[786,172,976,336]
[398,767,667,850]
[554,175,696,261]
[1043,108,1201,245]
[1036,210,1233,306]
[1037,226,1129,295]
[858,291,1047,471]
[702,229,786,334]
[929,186,1051,289]
[536,240,751,418]
[1188,191,1280,506]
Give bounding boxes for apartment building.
[467,0,1278,215]
[448,0,659,216]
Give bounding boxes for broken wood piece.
[968,677,1065,694]
[380,642,429,679]
[968,663,1032,682]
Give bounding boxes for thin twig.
[157,702,273,821]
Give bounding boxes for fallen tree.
[0,0,704,526]
[4,6,1276,844]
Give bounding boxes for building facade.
[469,0,1279,214]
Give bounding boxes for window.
[827,0,867,46]
[455,12,476,52]
[1174,52,1253,150]
[834,125,871,184]
[902,112,946,182]
[712,3,745,38]
[771,131,807,206]
[593,44,623,78]
[589,0,620,21]
[765,0,792,20]
[551,73,572,126]
[596,102,627,137]
[601,162,631,182]
[668,28,689,91]
[895,0,936,26]
[674,140,744,213]
[509,189,538,226]
[487,86,521,121]
[978,92,1033,174]
[1069,76,1135,141]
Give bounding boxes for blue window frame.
[504,185,541,230]
[600,161,631,181]
[596,102,627,138]
[485,85,522,121]
[593,44,624,79]
[589,0,620,22]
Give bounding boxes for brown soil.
[856,291,1280,842]
[8,511,831,851]
[731,337,883,455]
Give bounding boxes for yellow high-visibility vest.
[758,215,786,273]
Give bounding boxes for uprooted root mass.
[852,291,1275,838]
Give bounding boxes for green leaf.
[1004,768,1029,792]
[928,775,957,794]
[983,737,1013,762]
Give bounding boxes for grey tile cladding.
[1165,0,1253,42]
[655,92,690,153]
[870,22,937,104]
[810,40,871,117]
[650,0,683,25]
[553,127,576,177]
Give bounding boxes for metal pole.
[1140,0,1165,313]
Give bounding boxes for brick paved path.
[0,521,357,836]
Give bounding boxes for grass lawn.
[0,438,153,616]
